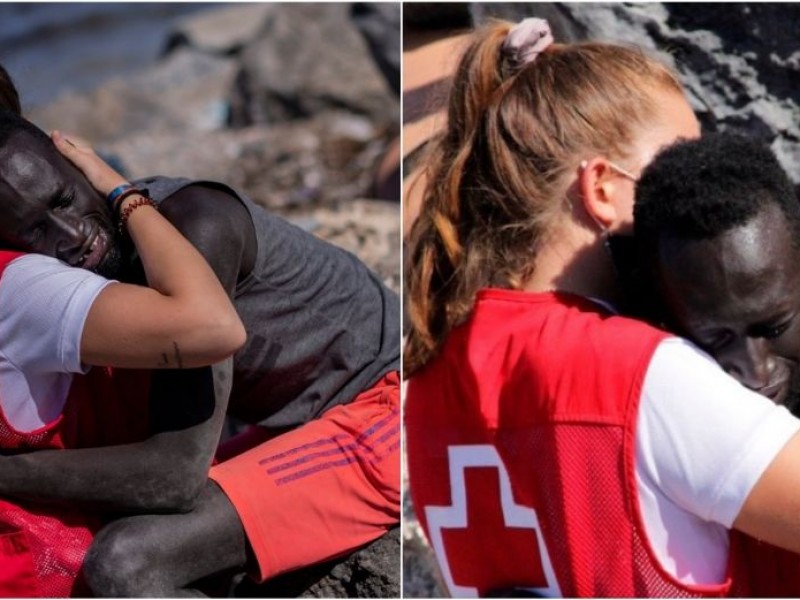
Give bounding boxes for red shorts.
[209,372,400,581]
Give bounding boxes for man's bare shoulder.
[158,183,252,231]
[157,182,256,287]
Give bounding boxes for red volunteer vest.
[0,250,151,597]
[407,289,744,597]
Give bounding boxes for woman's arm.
[52,131,246,369]
[637,337,800,559]
[734,431,800,553]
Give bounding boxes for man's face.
[0,129,124,277]
[656,202,800,410]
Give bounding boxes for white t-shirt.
[637,336,800,585]
[0,253,112,432]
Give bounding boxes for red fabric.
[0,251,23,273]
[0,526,37,597]
[406,289,741,597]
[210,372,400,581]
[0,366,150,597]
[0,253,151,597]
[727,531,800,597]
[0,501,93,598]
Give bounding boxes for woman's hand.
[51,130,126,196]
[48,130,246,369]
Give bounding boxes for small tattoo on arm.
[155,343,184,368]
[173,341,184,369]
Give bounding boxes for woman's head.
[405,19,699,375]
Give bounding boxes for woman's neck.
[523,223,621,304]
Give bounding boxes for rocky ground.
[27,3,400,598]
[403,3,800,596]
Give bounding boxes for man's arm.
[0,363,229,513]
[0,185,255,512]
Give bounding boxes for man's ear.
[578,158,625,231]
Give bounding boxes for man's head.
[635,132,800,408]
[0,110,125,277]
[0,65,21,115]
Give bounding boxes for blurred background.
[0,4,219,107]
[1,2,400,292]
[0,3,400,597]
[402,2,800,596]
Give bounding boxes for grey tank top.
[136,176,401,428]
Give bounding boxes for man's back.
[139,176,401,427]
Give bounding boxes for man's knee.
[83,521,159,597]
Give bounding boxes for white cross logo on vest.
[425,444,562,598]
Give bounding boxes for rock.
[350,3,402,95]
[203,114,383,208]
[29,48,237,142]
[234,528,401,598]
[164,4,275,56]
[472,3,800,182]
[96,111,394,216]
[228,3,398,128]
[403,528,443,598]
[99,126,265,188]
[647,3,800,181]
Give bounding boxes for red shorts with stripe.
[209,371,400,581]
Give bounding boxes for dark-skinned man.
[0,105,400,596]
[631,131,800,596]
[634,132,800,415]
[483,133,800,598]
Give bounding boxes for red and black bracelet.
[118,196,158,234]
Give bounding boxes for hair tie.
[501,18,554,77]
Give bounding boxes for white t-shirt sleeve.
[0,253,114,374]
[638,336,800,528]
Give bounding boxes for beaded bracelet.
[118,196,158,234]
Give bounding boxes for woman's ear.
[578,157,630,232]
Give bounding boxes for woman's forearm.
[121,196,246,360]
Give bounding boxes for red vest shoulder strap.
[0,251,26,276]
